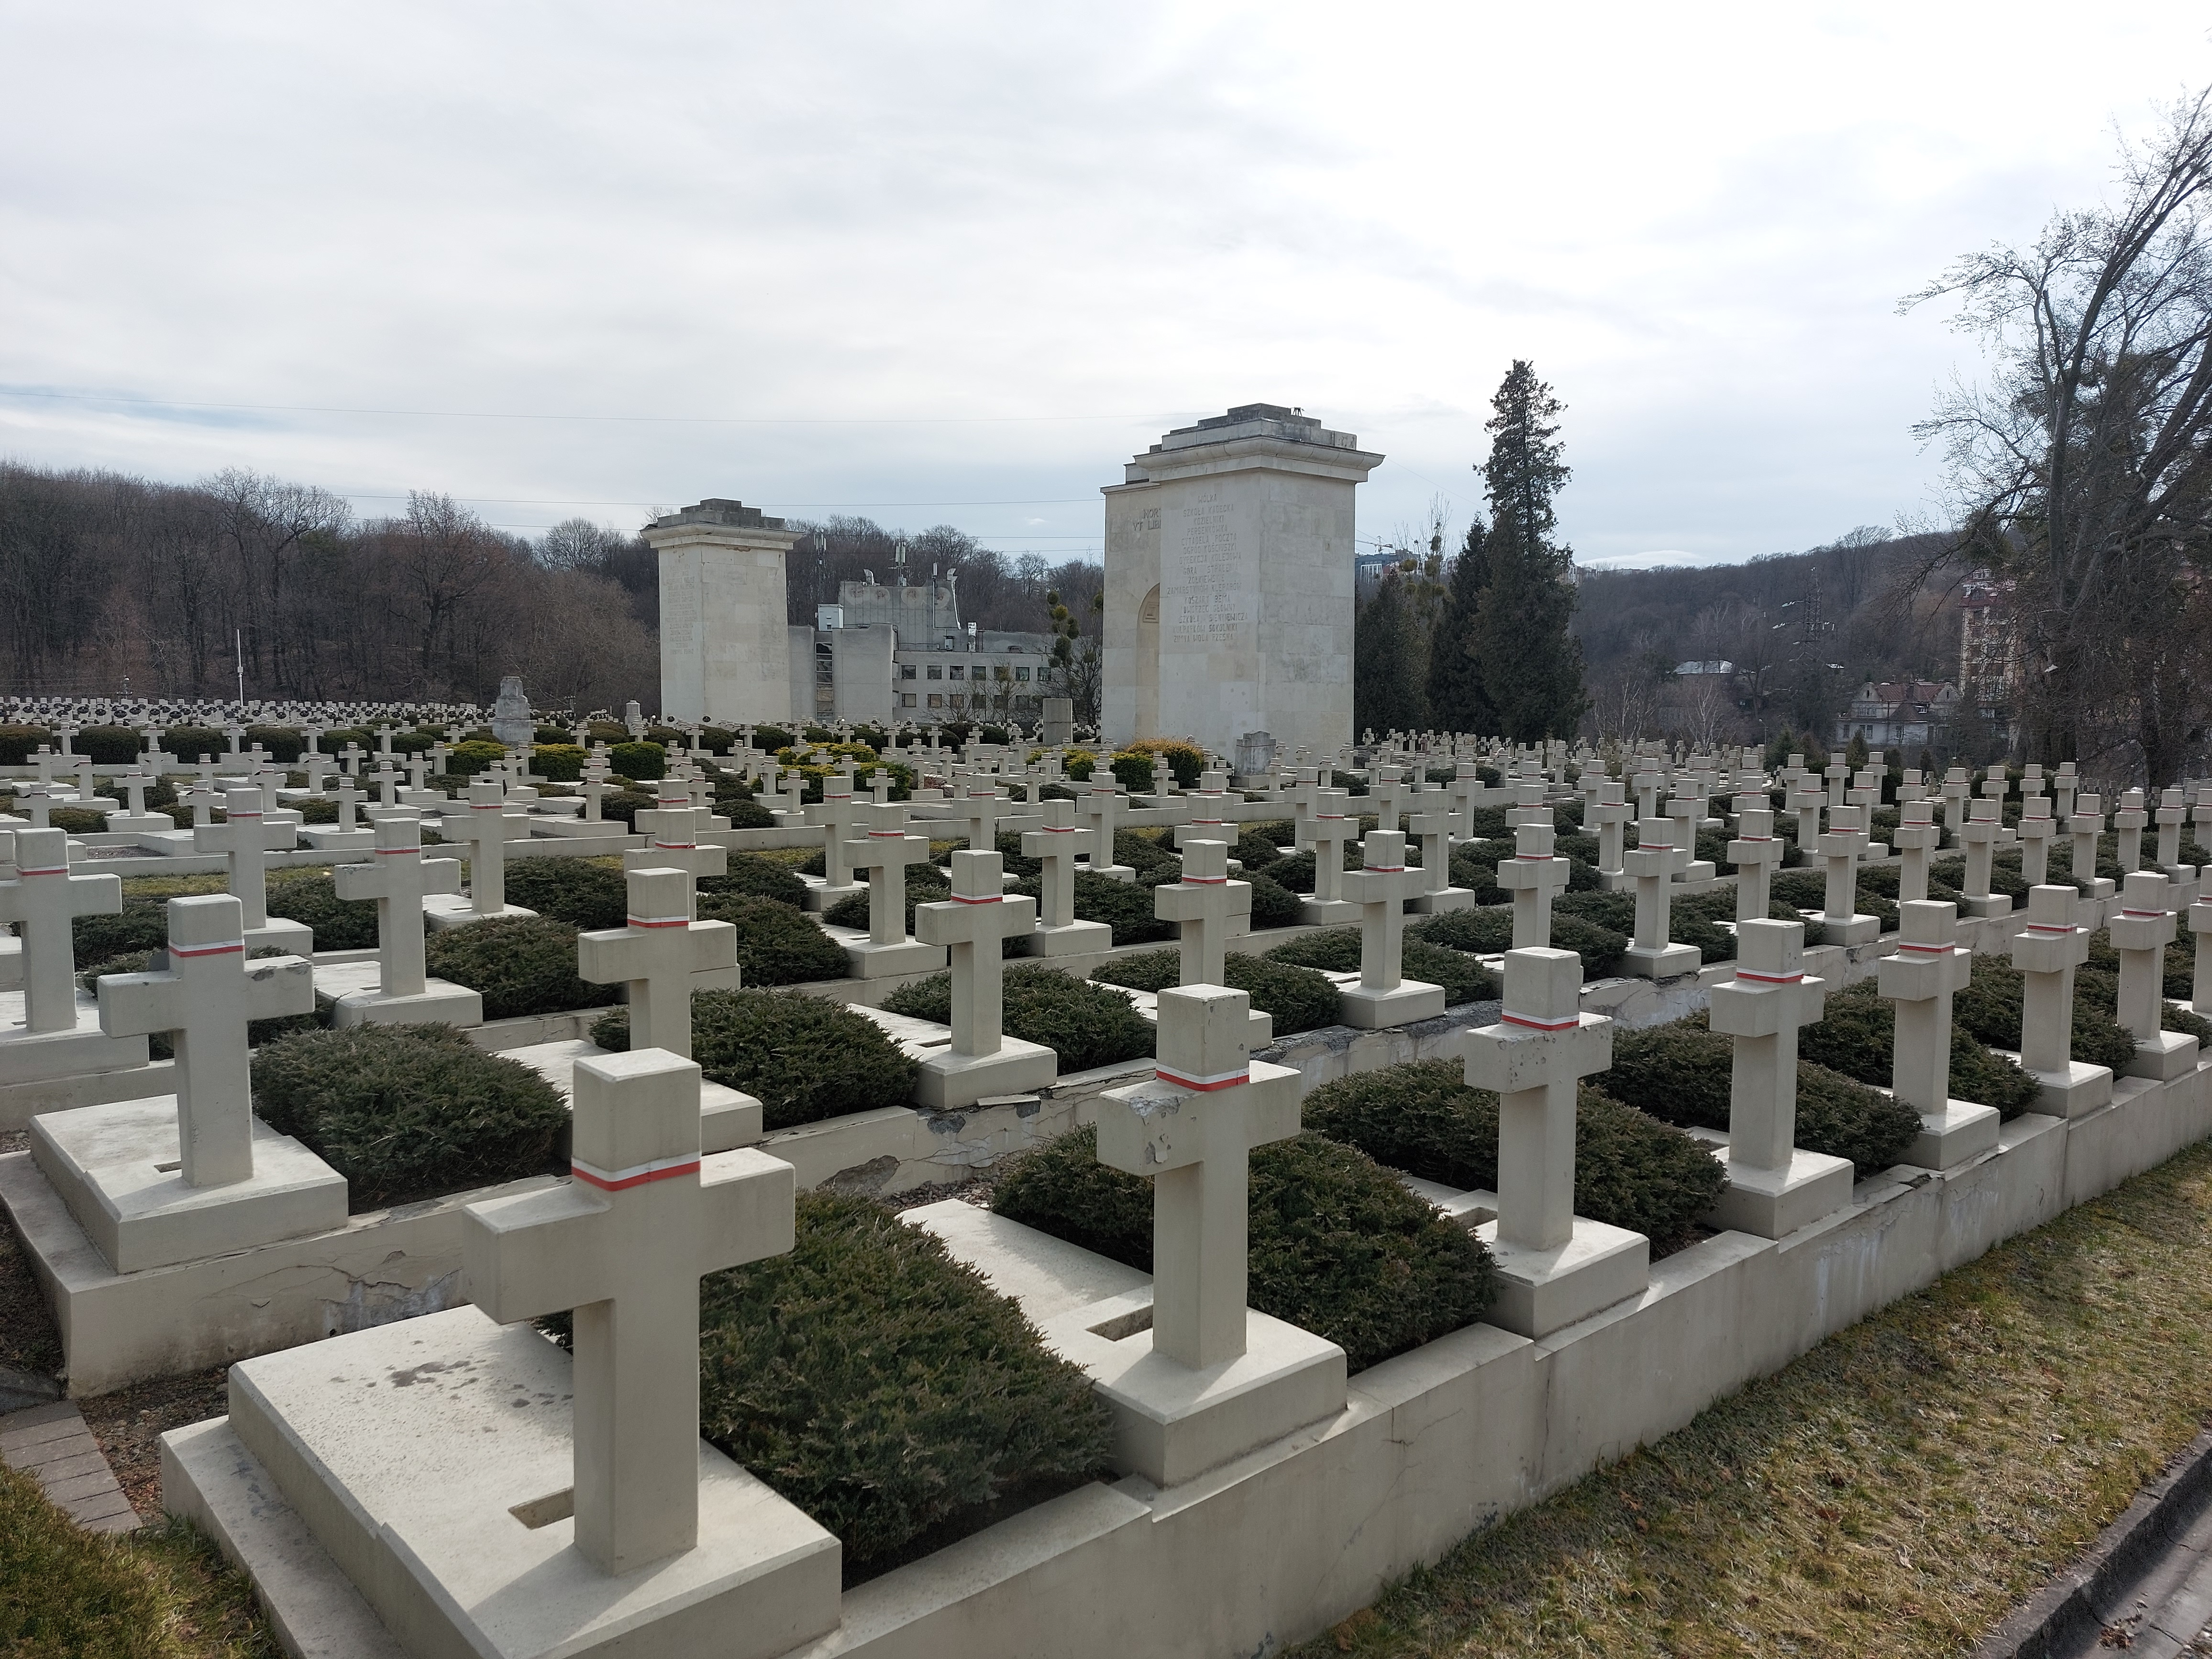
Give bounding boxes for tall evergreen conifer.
[1426,519,1497,732]
[1353,569,1428,736]
[1471,361,1588,741]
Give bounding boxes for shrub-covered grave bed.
[1259,926,1499,1006]
[882,964,1154,1071]
[422,916,617,1020]
[1302,1060,1730,1252]
[991,1126,1496,1372]
[593,988,917,1129]
[1090,948,1342,1033]
[693,893,852,984]
[251,1023,571,1211]
[1409,906,1631,980]
[1797,977,2041,1116]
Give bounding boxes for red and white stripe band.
[1896,941,1951,955]
[1735,969,1803,984]
[628,914,690,929]
[2024,923,2075,936]
[2123,908,2168,919]
[1184,875,1228,885]
[19,866,68,877]
[1366,865,1406,874]
[170,939,244,958]
[1502,1011,1579,1031]
[1157,1065,1250,1092]
[951,893,1004,905]
[571,1154,700,1192]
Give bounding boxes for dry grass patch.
[1300,1140,2212,1659]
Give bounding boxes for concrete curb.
[1973,1420,2212,1659]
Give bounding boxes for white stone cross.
[1021,797,1095,930]
[441,780,529,917]
[1631,766,1662,825]
[1893,799,1940,903]
[1939,768,1971,836]
[2156,786,2190,874]
[1080,779,1134,882]
[1958,798,2007,915]
[2070,792,2108,887]
[960,784,1006,859]
[915,850,1039,1056]
[1095,984,1299,1368]
[1728,796,1784,921]
[1707,919,1826,1176]
[195,787,297,931]
[577,867,738,1060]
[2011,884,2099,1091]
[0,827,122,1034]
[622,803,728,897]
[333,814,462,999]
[1339,830,1429,996]
[2113,789,2149,876]
[1790,777,1824,861]
[1622,818,1698,977]
[2018,799,2057,888]
[1589,779,1632,882]
[2110,871,2179,1050]
[1878,899,1973,1114]
[329,776,364,832]
[96,893,312,1187]
[1405,808,1464,908]
[1370,765,1408,833]
[1497,817,1570,949]
[462,1049,796,1575]
[1155,836,1248,985]
[1298,788,1357,906]
[804,772,866,897]
[845,802,938,949]
[2053,762,2080,821]
[1462,948,1613,1252]
[1174,770,1232,850]
[1812,804,1878,942]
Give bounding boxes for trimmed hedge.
[825,867,950,935]
[697,852,810,909]
[609,741,666,781]
[992,1126,1496,1372]
[683,1192,1111,1574]
[75,725,144,764]
[1261,926,1500,1006]
[501,857,629,930]
[1090,948,1341,1033]
[722,796,775,829]
[692,893,850,984]
[72,900,170,968]
[423,916,616,1019]
[1301,1061,1729,1245]
[1605,1017,1924,1176]
[883,964,1154,1071]
[251,1024,569,1210]
[265,873,381,950]
[1248,873,1305,930]
[0,724,50,765]
[592,988,916,1128]
[1408,907,1630,979]
[1066,868,1173,945]
[1798,977,2042,1117]
[156,725,226,761]
[1955,956,2137,1072]
[532,743,587,782]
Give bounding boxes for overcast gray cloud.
[3,3,2209,567]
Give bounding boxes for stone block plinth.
[2124,1030,2200,1082]
[421,896,539,932]
[1620,940,1700,980]
[1707,1148,1855,1240]
[1474,1217,1648,1339]
[1908,1099,2002,1170]
[1022,918,1114,958]
[914,1038,1057,1112]
[1338,979,1446,1029]
[842,938,946,980]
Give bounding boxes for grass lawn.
[1299,1140,2212,1658]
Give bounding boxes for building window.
[949,666,964,680]
[900,693,918,708]
[950,694,965,709]
[927,665,942,680]
[900,664,917,680]
[927,694,942,709]
[1015,667,1030,682]
[995,665,1011,682]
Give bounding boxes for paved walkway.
[1,1399,140,1534]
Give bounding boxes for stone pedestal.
[29,1097,346,1275]
[1474,1218,1651,1338]
[421,896,537,931]
[1338,979,1446,1029]
[315,961,485,1029]
[914,1040,1058,1111]
[646,500,805,729]
[1908,1100,2002,1169]
[1706,1151,1855,1239]
[166,1309,841,1659]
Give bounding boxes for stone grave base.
[2125,1031,2201,1082]
[910,1203,1347,1489]
[30,1096,346,1273]
[1405,886,1476,914]
[102,812,172,835]
[1707,1148,1854,1240]
[1962,894,2014,920]
[2021,1056,2116,1118]
[1298,897,1362,927]
[297,824,375,852]
[1620,940,1701,980]
[0,1148,554,1395]
[1337,979,1446,1030]
[1910,1098,2003,1169]
[500,1039,763,1151]
[0,995,151,1087]
[1080,862,1137,883]
[1475,1217,1650,1340]
[1673,861,1718,889]
[314,961,485,1029]
[244,918,315,957]
[1816,913,1882,947]
[842,938,947,980]
[167,1308,841,1659]
[800,879,866,915]
[916,1038,1057,1112]
[421,896,540,932]
[132,828,200,856]
[1022,918,1115,958]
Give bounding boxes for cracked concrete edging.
[1973,1420,2212,1659]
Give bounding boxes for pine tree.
[1471,361,1588,741]
[1354,569,1428,736]
[1426,518,1497,733]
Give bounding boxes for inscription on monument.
[1168,499,1249,648]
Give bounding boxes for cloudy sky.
[4,4,2210,570]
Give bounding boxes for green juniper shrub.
[1267,849,1318,893]
[0,724,52,764]
[500,857,629,930]
[239,725,305,762]
[447,739,504,776]
[75,725,144,764]
[642,724,688,748]
[47,807,107,836]
[1261,927,1499,1006]
[1300,1061,1729,1247]
[1247,873,1306,930]
[265,873,381,950]
[1954,955,2137,1072]
[750,725,795,752]
[1112,829,1182,883]
[1065,868,1173,945]
[592,988,916,1129]
[608,741,665,782]
[73,899,170,968]
[1406,908,1628,979]
[883,964,1155,1071]
[697,852,810,909]
[1236,824,1285,870]
[423,917,616,1019]
[721,795,775,829]
[533,724,575,746]
[252,1023,570,1211]
[1604,1017,1924,1177]
[1089,948,1341,1032]
[680,1192,1113,1576]
[692,893,850,984]
[296,796,340,824]
[698,725,737,754]
[991,1127,1496,1373]
[387,730,440,755]
[531,744,588,782]
[825,866,951,935]
[1798,977,2042,1116]
[154,801,226,830]
[1771,867,1903,929]
[590,789,661,828]
[157,725,228,761]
